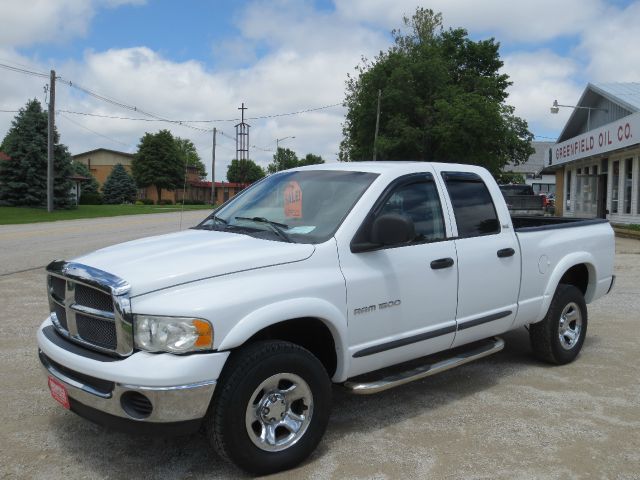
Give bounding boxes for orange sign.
[284,181,303,218]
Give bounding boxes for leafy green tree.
[0,99,73,208]
[102,163,138,204]
[298,153,325,166]
[132,129,184,201]
[226,159,265,183]
[340,8,534,174]
[267,147,299,174]
[176,137,206,179]
[71,161,100,195]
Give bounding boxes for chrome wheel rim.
[558,302,583,350]
[245,373,313,452]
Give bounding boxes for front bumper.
[38,318,229,429]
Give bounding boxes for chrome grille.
[76,314,117,349]
[53,303,68,330]
[46,261,132,357]
[75,284,114,313]
[50,276,66,301]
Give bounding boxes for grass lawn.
[0,204,213,225]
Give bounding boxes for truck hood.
[72,229,315,296]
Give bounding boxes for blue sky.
[1,0,639,179]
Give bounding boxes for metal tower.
[235,103,250,161]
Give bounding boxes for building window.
[611,160,619,214]
[575,170,582,213]
[624,158,633,214]
[575,166,597,217]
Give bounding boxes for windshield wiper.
[199,214,228,230]
[234,216,294,243]
[211,214,228,226]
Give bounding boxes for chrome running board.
[343,337,505,395]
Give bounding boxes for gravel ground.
[0,215,638,479]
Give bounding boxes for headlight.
[133,315,213,353]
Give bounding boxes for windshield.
[196,170,378,244]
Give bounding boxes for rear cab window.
[441,172,501,238]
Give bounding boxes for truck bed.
[512,215,609,232]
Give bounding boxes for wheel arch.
[538,253,597,322]
[216,298,349,382]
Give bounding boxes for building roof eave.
[72,147,135,158]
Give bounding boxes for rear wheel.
[529,284,588,364]
[205,340,331,475]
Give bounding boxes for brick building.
[72,148,247,204]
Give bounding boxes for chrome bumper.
[40,350,216,423]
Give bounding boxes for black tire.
[205,340,331,475]
[529,284,588,365]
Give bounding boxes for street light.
[276,135,295,151]
[275,136,295,172]
[550,99,608,131]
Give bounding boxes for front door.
[338,172,458,378]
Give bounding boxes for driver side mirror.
[351,213,415,253]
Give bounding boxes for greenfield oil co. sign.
[554,112,639,165]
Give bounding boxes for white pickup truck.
[38,162,615,474]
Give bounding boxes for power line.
[59,113,129,147]
[0,58,343,131]
[245,102,343,121]
[0,62,49,79]
[54,102,343,124]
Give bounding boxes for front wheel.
[205,341,331,475]
[529,284,588,365]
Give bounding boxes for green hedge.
[79,193,103,205]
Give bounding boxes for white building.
[504,141,555,194]
[549,82,640,224]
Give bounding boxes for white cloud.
[0,0,94,48]
[578,1,640,82]
[334,0,606,43]
[502,50,583,138]
[0,0,145,48]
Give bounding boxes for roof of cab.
[291,161,489,176]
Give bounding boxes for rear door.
[436,168,521,347]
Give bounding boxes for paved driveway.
[0,215,638,479]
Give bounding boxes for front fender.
[537,252,597,322]
[216,297,350,382]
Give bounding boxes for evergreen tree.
[102,163,138,204]
[0,99,73,207]
[71,161,100,195]
[132,129,184,201]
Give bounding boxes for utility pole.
[47,70,55,212]
[373,89,381,161]
[211,127,216,205]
